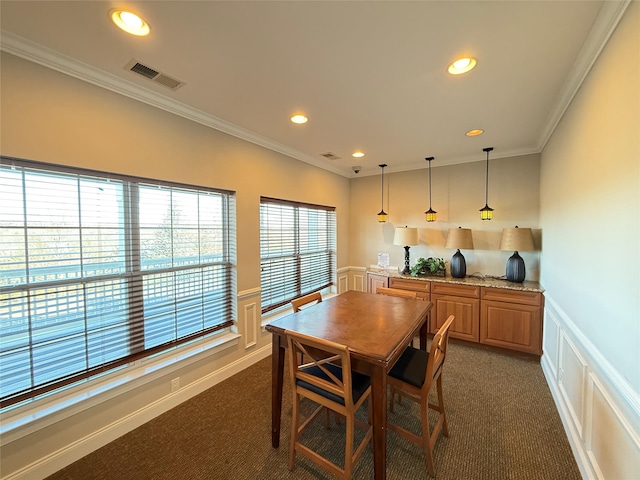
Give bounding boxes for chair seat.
[297,363,371,405]
[388,346,429,389]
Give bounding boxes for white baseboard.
[4,344,272,480]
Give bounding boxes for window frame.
[259,196,336,314]
[0,156,236,409]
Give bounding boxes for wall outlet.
[171,377,180,392]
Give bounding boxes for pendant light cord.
[379,163,387,211]
[428,158,433,208]
[485,151,489,205]
[483,147,493,205]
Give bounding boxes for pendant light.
[377,163,388,223]
[424,157,437,222]
[479,147,494,220]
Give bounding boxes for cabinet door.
[480,300,542,354]
[367,274,388,293]
[431,294,480,342]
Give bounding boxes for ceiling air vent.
[125,59,185,91]
[320,152,341,160]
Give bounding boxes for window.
[0,157,236,408]
[260,197,336,313]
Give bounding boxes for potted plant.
[411,257,446,277]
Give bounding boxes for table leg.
[420,312,429,350]
[271,334,285,448]
[370,364,387,480]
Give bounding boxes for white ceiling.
[0,1,627,177]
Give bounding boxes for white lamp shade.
[500,227,535,251]
[444,227,474,250]
[393,227,419,246]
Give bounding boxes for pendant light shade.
[479,147,494,220]
[377,163,388,223]
[424,156,437,222]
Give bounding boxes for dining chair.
[386,314,455,477]
[375,286,418,299]
[286,330,373,480]
[291,291,323,312]
[376,287,419,348]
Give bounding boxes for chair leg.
[344,413,354,479]
[289,392,300,471]
[421,398,436,478]
[436,375,449,437]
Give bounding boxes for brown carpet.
[46,342,580,480]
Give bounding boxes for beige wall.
[540,0,639,393]
[348,154,541,280]
[0,52,350,477]
[0,53,351,287]
[538,2,639,478]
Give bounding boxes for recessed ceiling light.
[352,151,365,158]
[465,129,484,137]
[110,9,150,36]
[290,114,308,124]
[447,57,477,75]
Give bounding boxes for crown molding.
[0,31,349,177]
[536,0,632,152]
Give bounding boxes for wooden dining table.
[265,290,433,480]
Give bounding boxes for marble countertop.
[367,268,544,293]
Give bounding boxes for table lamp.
[394,226,419,275]
[444,227,474,278]
[499,226,535,282]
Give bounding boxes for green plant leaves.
[410,257,446,276]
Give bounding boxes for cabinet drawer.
[389,277,430,293]
[431,282,479,298]
[481,287,542,306]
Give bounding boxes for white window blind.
[0,157,236,408]
[260,197,335,313]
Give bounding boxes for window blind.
[260,197,336,313]
[0,157,236,408]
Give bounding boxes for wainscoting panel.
[243,302,257,349]
[587,374,640,480]
[559,332,588,440]
[338,274,349,294]
[542,310,560,379]
[541,295,640,480]
[352,273,365,292]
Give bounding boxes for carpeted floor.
[46,342,581,480]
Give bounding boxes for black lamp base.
[506,251,526,282]
[450,249,466,278]
[402,246,411,275]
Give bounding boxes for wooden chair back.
[291,291,323,312]
[287,331,354,407]
[425,314,454,389]
[376,286,418,299]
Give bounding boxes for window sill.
[0,330,240,445]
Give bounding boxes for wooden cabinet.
[365,273,544,356]
[480,287,543,355]
[388,277,430,301]
[431,283,480,342]
[367,273,388,293]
